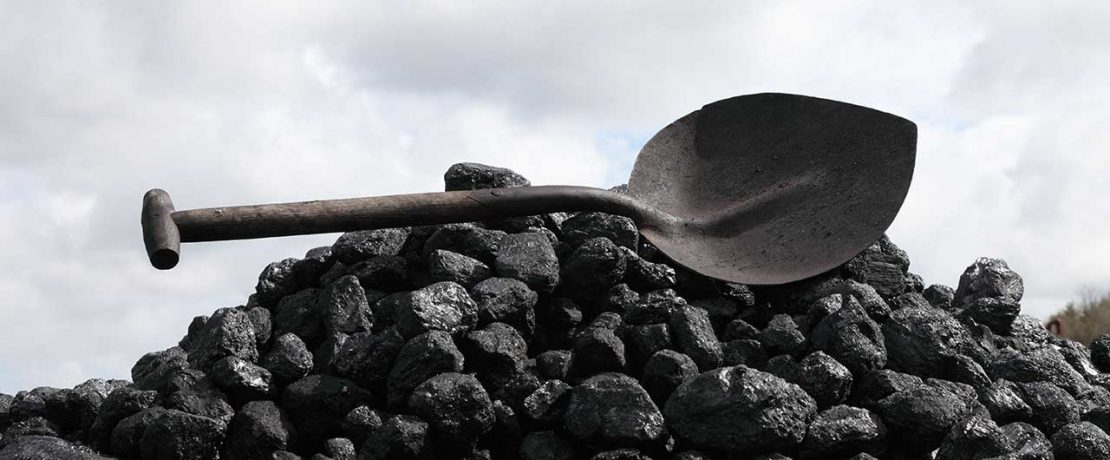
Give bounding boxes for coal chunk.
[799,405,886,459]
[137,409,226,460]
[844,235,910,297]
[874,384,971,454]
[0,435,108,459]
[274,288,325,344]
[282,375,374,451]
[332,228,410,265]
[563,373,665,448]
[536,350,572,381]
[262,333,314,384]
[318,275,373,335]
[522,379,572,426]
[221,400,298,460]
[87,387,160,451]
[256,258,301,308]
[561,237,627,296]
[669,305,723,371]
[209,356,274,403]
[408,373,495,453]
[495,232,560,293]
[882,307,975,377]
[394,281,478,339]
[567,327,626,378]
[325,437,356,459]
[333,328,404,391]
[444,162,530,191]
[621,247,676,292]
[664,365,817,454]
[359,414,432,460]
[423,223,506,266]
[428,250,492,288]
[991,347,1089,397]
[184,306,258,372]
[348,255,410,292]
[561,212,638,250]
[923,284,955,309]
[623,323,672,375]
[849,369,923,410]
[760,314,806,356]
[810,294,886,375]
[954,257,1024,306]
[459,322,528,389]
[1052,421,1110,460]
[1092,334,1110,373]
[1000,421,1052,458]
[341,406,382,447]
[980,379,1033,424]
[767,351,852,408]
[469,277,537,333]
[934,416,1010,460]
[132,347,190,392]
[387,331,465,410]
[641,349,698,404]
[721,339,768,367]
[1019,381,1080,435]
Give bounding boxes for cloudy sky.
[1,1,1108,394]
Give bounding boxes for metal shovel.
[142,93,916,285]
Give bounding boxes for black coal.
[3,163,1110,459]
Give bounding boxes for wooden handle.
[141,189,181,269]
[143,186,659,268]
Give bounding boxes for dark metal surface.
[143,92,916,286]
[628,93,917,284]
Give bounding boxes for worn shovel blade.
[628,93,917,285]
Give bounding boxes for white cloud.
[1,0,1108,393]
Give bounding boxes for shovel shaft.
[143,186,658,269]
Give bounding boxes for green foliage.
[1048,290,1110,345]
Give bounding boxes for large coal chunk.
[561,212,639,250]
[934,416,1010,460]
[262,333,314,384]
[991,347,1090,397]
[669,305,723,371]
[642,350,698,405]
[428,250,492,288]
[561,237,627,296]
[882,307,975,377]
[459,322,528,389]
[874,384,971,454]
[1000,421,1052,458]
[274,288,325,344]
[408,373,495,454]
[0,435,109,459]
[256,258,301,309]
[333,328,404,392]
[359,414,433,460]
[444,162,530,191]
[849,369,923,410]
[522,380,572,426]
[563,373,665,448]
[799,405,886,459]
[423,223,506,266]
[282,375,374,451]
[387,331,465,410]
[767,352,852,408]
[221,400,298,460]
[185,307,258,372]
[319,275,374,335]
[87,387,160,451]
[1052,421,1110,460]
[954,257,1024,306]
[394,281,479,339]
[495,233,560,293]
[843,235,910,298]
[759,314,806,357]
[161,370,235,425]
[135,409,226,460]
[1018,381,1080,435]
[810,295,886,375]
[131,347,190,392]
[209,356,274,403]
[980,378,1033,424]
[469,277,537,333]
[331,228,410,265]
[567,327,627,378]
[663,365,817,454]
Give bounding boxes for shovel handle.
[141,186,656,269]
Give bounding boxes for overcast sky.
[1,1,1108,394]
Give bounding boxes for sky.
[1,1,1108,394]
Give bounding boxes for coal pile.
[4,162,1110,459]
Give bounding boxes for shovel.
[142,93,916,285]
